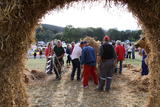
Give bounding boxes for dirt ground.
[27,66,149,107]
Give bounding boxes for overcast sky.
[41,1,140,31]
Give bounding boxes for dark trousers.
[66,55,71,64]
[115,60,123,74]
[98,59,114,91]
[71,59,81,80]
[132,51,135,59]
[127,52,132,59]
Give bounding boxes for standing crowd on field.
[42,35,149,92]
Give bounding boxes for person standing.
[53,40,65,80]
[33,50,37,59]
[39,49,43,58]
[115,40,125,74]
[140,49,149,75]
[66,44,72,66]
[127,43,132,59]
[81,41,98,88]
[45,42,52,59]
[70,42,84,81]
[45,42,53,74]
[71,42,75,54]
[96,36,117,92]
[131,43,135,59]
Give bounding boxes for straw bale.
[31,70,47,80]
[129,75,150,92]
[83,36,100,55]
[23,69,47,84]
[135,34,150,54]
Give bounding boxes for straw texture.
[0,0,160,107]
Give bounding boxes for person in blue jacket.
[81,41,98,88]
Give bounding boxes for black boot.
[105,77,112,92]
[97,78,105,91]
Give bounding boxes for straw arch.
[0,0,160,107]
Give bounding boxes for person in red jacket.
[45,42,52,58]
[115,40,125,74]
[45,42,53,74]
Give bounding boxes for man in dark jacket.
[96,36,117,91]
[53,40,65,80]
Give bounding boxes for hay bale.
[135,35,150,54]
[31,70,47,80]
[83,36,100,55]
[23,68,31,84]
[23,69,47,84]
[131,68,141,72]
[129,75,150,92]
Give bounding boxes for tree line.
[35,24,142,42]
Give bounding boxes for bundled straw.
[83,36,100,55]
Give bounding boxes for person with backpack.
[96,36,117,92]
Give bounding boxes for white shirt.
[71,43,82,60]
[127,45,133,52]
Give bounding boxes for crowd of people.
[43,36,149,92]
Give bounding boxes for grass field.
[124,52,141,66]
[26,52,142,71]
[26,58,46,71]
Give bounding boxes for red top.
[115,45,125,61]
[45,47,52,57]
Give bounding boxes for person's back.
[81,46,96,66]
[115,44,125,61]
[81,44,98,88]
[71,44,82,60]
[100,43,115,60]
[97,36,117,91]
